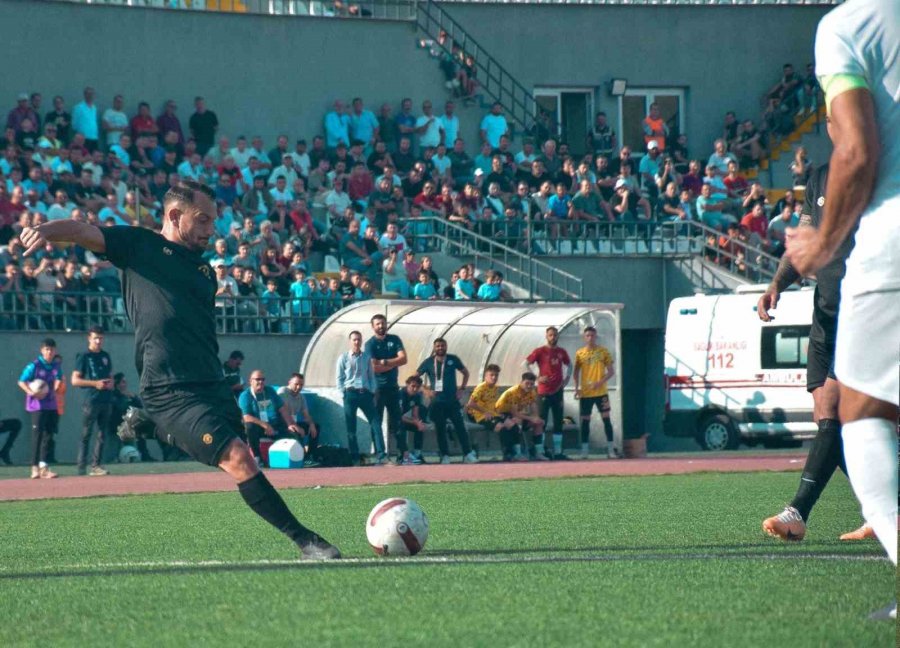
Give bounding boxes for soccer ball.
[28,379,49,400]
[118,445,141,463]
[365,498,429,557]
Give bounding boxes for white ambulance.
[663,286,817,451]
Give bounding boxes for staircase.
[415,0,547,136]
[747,105,828,186]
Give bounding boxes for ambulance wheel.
[697,413,739,451]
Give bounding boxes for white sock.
[841,418,898,565]
[553,434,563,454]
[38,461,47,468]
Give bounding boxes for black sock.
[238,472,313,545]
[790,419,842,521]
[602,418,614,443]
[580,419,590,444]
[500,428,515,456]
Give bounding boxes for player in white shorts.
[785,0,898,621]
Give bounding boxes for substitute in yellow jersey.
[495,372,546,461]
[466,364,504,427]
[573,326,618,458]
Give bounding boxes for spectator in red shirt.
[680,160,704,198]
[413,181,442,213]
[6,93,39,135]
[347,162,374,203]
[526,326,572,460]
[740,203,769,248]
[130,102,158,139]
[722,160,749,199]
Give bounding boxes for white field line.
[0,551,888,577]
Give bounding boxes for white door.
[617,88,685,156]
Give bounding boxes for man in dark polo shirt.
[20,180,340,560]
[416,338,478,465]
[757,163,869,543]
[71,325,114,476]
[222,350,245,398]
[365,314,408,464]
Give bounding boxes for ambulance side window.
[760,326,810,369]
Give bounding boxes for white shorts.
[834,288,900,406]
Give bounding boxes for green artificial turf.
[0,473,894,647]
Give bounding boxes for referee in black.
[72,325,114,476]
[757,163,868,542]
[20,180,340,560]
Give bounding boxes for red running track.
[0,454,806,502]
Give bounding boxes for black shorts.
[806,336,837,393]
[141,381,243,467]
[579,395,611,416]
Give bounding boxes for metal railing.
[46,0,417,20]
[400,215,583,300]
[416,0,552,135]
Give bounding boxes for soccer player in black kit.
[756,164,870,542]
[20,181,340,560]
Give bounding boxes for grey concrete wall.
[0,0,486,149]
[0,331,310,465]
[442,3,830,154]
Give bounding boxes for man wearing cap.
[612,177,651,229]
[639,141,663,202]
[6,93,38,135]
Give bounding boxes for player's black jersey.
[101,226,222,390]
[800,164,857,321]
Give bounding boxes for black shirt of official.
[800,164,857,323]
[101,226,222,390]
[365,334,405,389]
[75,350,113,404]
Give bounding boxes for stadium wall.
[441,2,830,152]
[0,331,311,465]
[0,0,475,147]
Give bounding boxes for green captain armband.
[819,73,869,114]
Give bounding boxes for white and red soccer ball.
[366,498,429,556]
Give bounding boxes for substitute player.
[526,326,572,460]
[786,0,898,619]
[495,373,546,461]
[466,364,523,462]
[20,181,340,560]
[758,164,871,542]
[573,327,617,460]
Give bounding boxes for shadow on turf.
[1,540,876,581]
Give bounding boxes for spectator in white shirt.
[268,154,299,188]
[439,101,459,147]
[71,86,99,151]
[706,139,736,177]
[480,102,510,149]
[269,176,294,204]
[290,139,311,177]
[325,177,352,222]
[101,94,128,148]
[229,136,252,168]
[415,100,442,149]
[378,222,408,254]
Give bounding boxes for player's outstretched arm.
[21,221,106,256]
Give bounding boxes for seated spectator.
[767,204,799,257]
[654,156,681,198]
[669,133,690,175]
[772,189,797,216]
[762,96,794,138]
[696,183,734,231]
[740,203,769,248]
[239,369,302,466]
[381,248,410,298]
[413,269,438,300]
[707,139,735,176]
[680,160,704,198]
[767,63,801,113]
[571,179,607,227]
[741,182,767,213]
[639,141,662,199]
[732,120,765,167]
[611,179,651,228]
[723,160,750,200]
[476,270,504,302]
[702,165,731,204]
[454,265,475,300]
[276,373,319,458]
[657,182,688,223]
[722,111,739,151]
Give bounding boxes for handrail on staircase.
[400,215,584,301]
[415,0,550,136]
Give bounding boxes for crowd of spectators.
[0,65,815,331]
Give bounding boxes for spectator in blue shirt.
[477,270,503,301]
[413,270,438,300]
[324,100,350,149]
[454,265,475,300]
[239,370,302,466]
[547,182,572,221]
[348,98,379,151]
[335,331,383,464]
